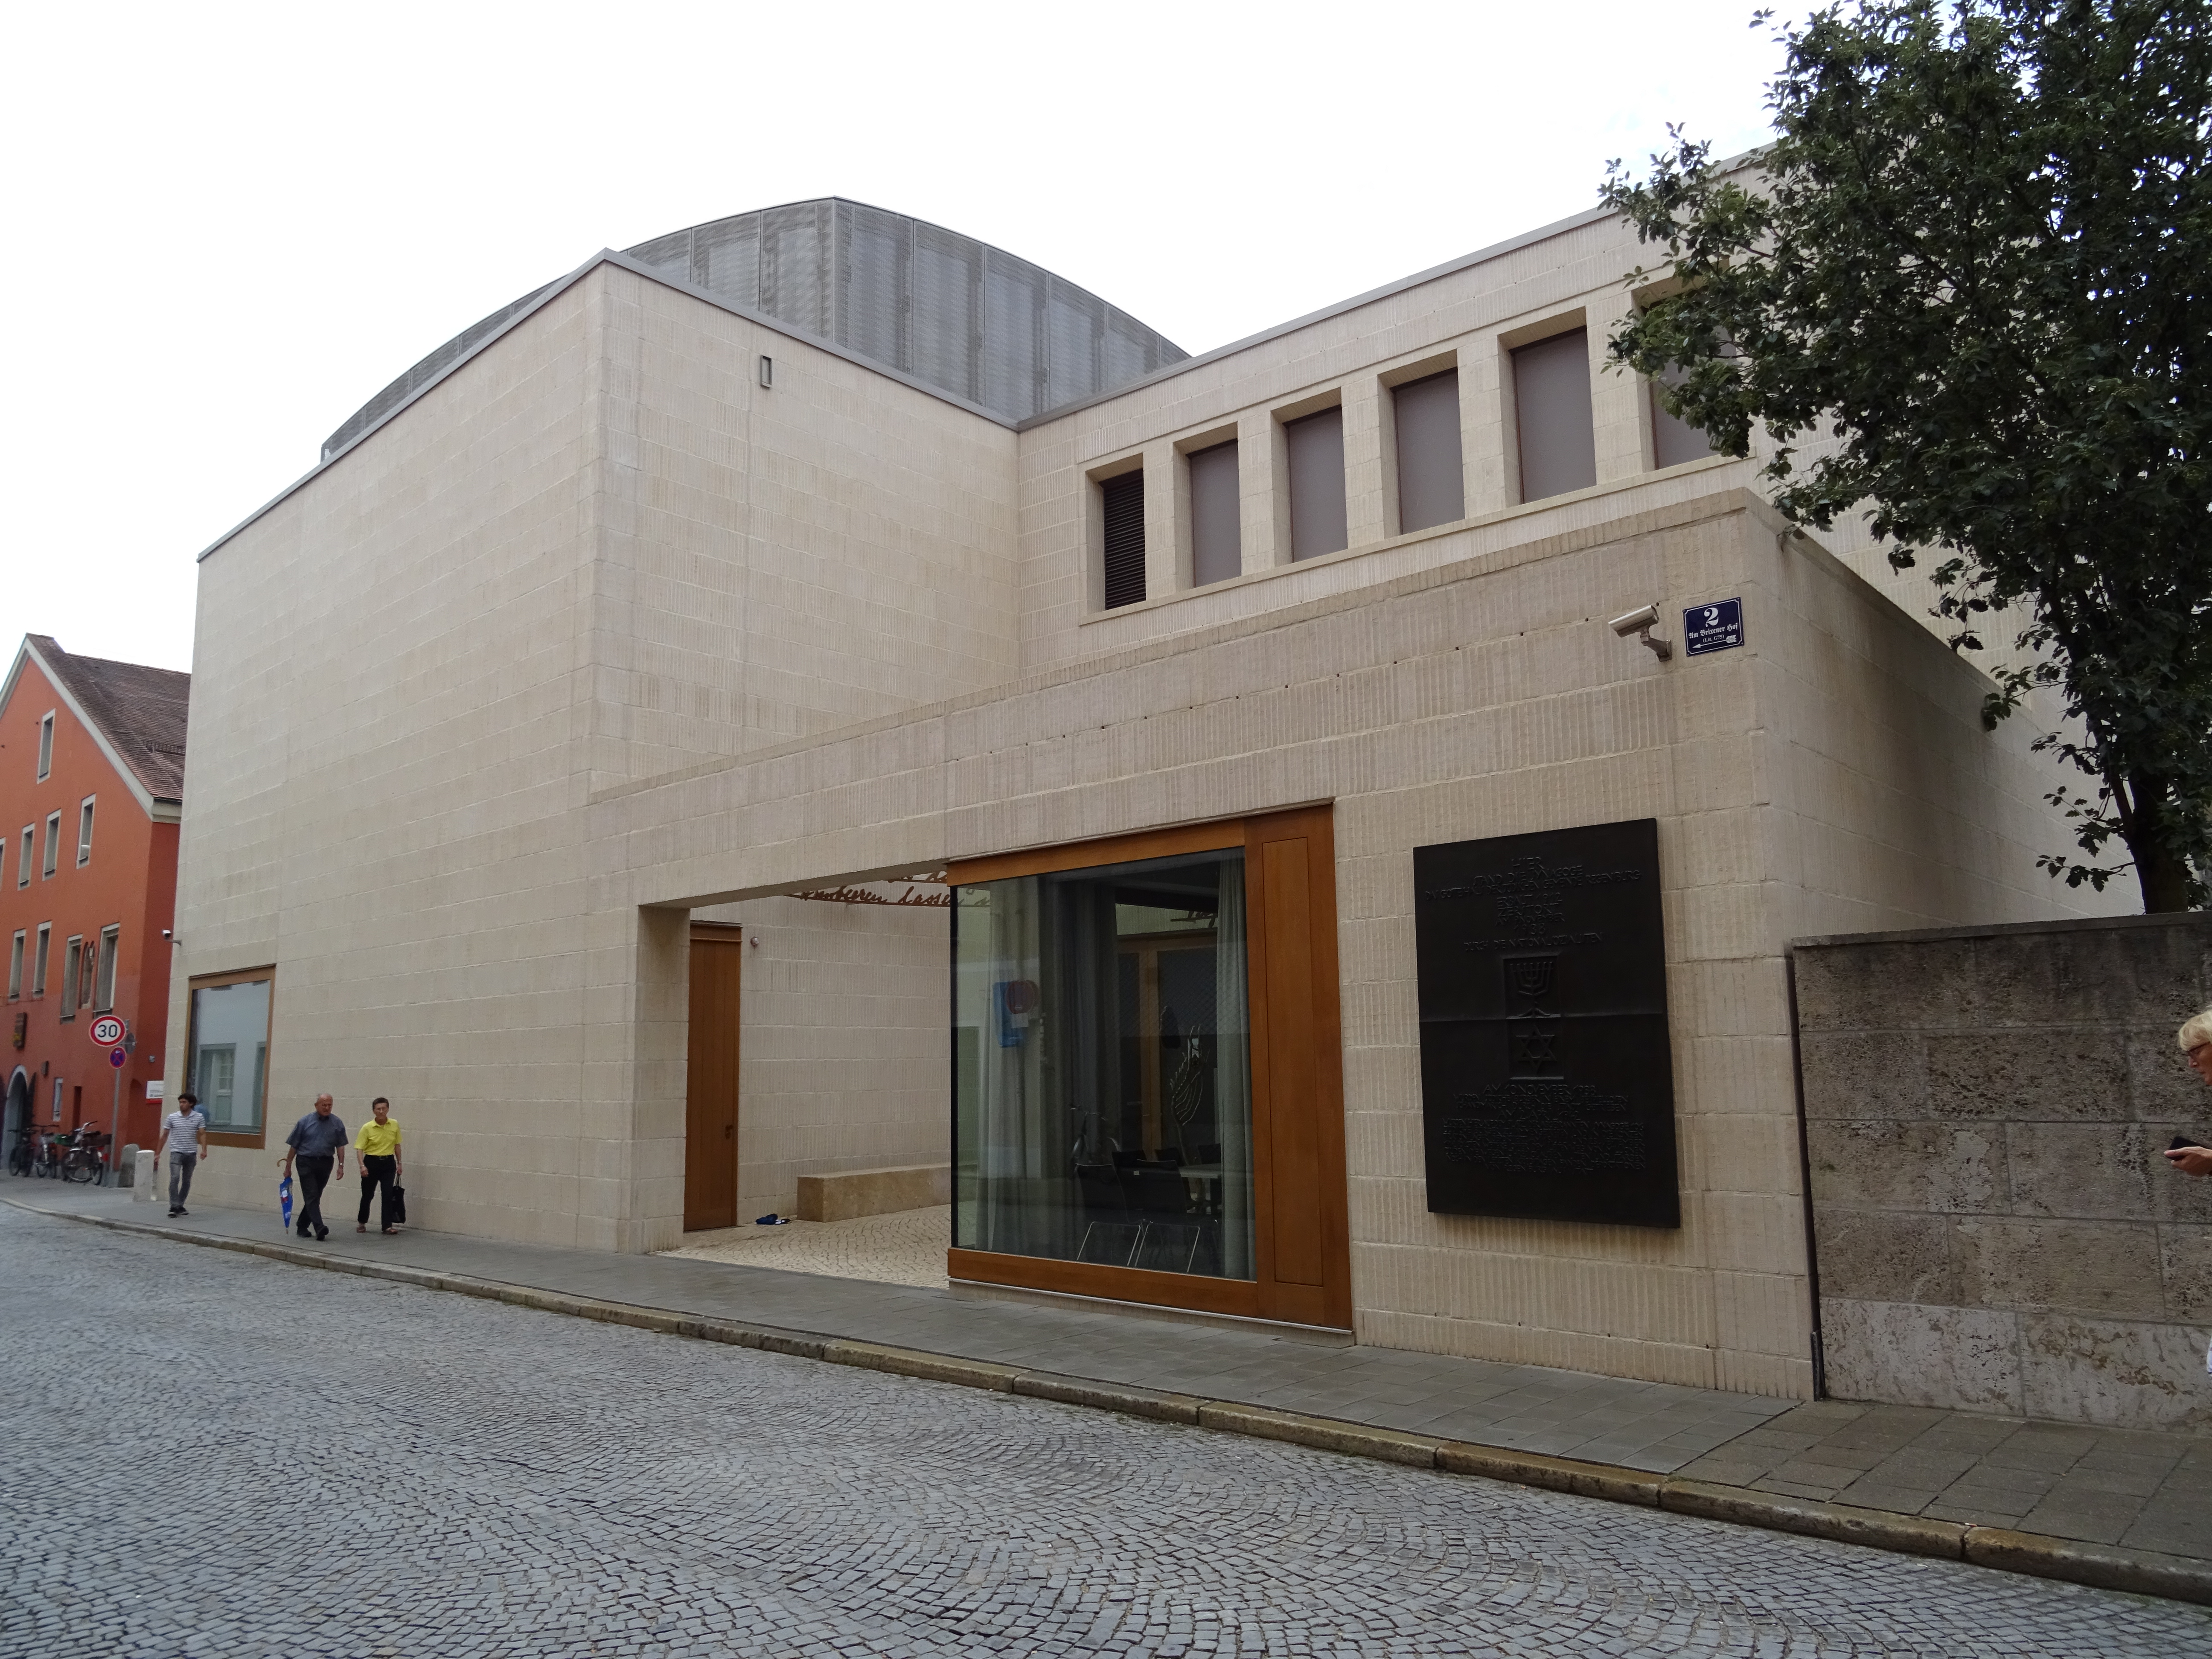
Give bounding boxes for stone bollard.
[118,1144,139,1190]
[129,1144,160,1202]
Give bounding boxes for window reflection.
[954,848,1254,1279]
[188,978,271,1134]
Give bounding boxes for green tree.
[1603,0,2212,910]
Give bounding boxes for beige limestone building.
[163,196,2123,1400]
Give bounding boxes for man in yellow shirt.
[354,1097,404,1235]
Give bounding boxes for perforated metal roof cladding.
[322,198,1190,458]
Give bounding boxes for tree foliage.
[1603,0,2212,910]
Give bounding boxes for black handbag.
[390,1184,407,1225]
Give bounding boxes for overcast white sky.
[2,1,1796,673]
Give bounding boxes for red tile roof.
[26,635,189,802]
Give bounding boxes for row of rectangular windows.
[8,923,119,1014]
[1097,327,1715,610]
[17,797,94,885]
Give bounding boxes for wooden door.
[684,928,743,1231]
[1245,806,1352,1329]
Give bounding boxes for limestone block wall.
[1796,915,2212,1428]
[598,477,2122,1394]
[169,278,617,1245]
[692,893,948,1222]
[586,267,1020,789]
[1015,206,1959,679]
[170,260,1015,1252]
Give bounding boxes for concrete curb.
[22,1197,2212,1607]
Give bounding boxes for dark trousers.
[358,1155,397,1229]
[295,1155,334,1237]
[167,1152,198,1211]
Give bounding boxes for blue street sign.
[109,1047,126,1068]
[1684,599,1744,656]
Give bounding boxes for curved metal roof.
[322,198,1188,459]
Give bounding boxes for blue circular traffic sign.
[109,1047,126,1068]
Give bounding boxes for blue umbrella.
[279,1174,293,1232]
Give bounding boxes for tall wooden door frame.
[944,806,1353,1329]
[684,923,744,1232]
[1243,806,1351,1328]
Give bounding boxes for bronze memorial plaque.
[1413,818,1680,1227]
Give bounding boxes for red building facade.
[0,636,186,1161]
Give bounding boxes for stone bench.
[794,1163,951,1223]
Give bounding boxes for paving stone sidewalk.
[17,1180,2212,1567]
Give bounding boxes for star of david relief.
[1514,1027,1557,1065]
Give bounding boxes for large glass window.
[954,848,1254,1281]
[187,975,272,1135]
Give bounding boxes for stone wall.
[1796,915,2212,1428]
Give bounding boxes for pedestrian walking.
[157,1091,209,1217]
[2170,1009,2212,1178]
[355,1097,402,1235]
[280,1094,348,1242]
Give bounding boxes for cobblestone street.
[2,1205,2203,1658]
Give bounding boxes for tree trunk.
[2129,828,2197,913]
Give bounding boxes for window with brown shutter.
[1392,370,1464,533]
[1101,471,1147,609]
[1187,441,1241,587]
[1285,407,1348,560]
[1513,329,1597,502]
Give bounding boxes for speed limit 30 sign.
[88,1014,127,1048]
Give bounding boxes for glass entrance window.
[954,847,1254,1280]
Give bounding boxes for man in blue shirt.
[280,1094,349,1242]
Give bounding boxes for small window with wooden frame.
[186,966,277,1147]
[94,926,118,1013]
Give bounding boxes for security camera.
[1609,604,1659,636]
[160,929,172,941]
[1607,604,1673,661]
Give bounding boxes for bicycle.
[61,1141,105,1184]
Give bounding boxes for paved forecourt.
[3,1203,2203,1659]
